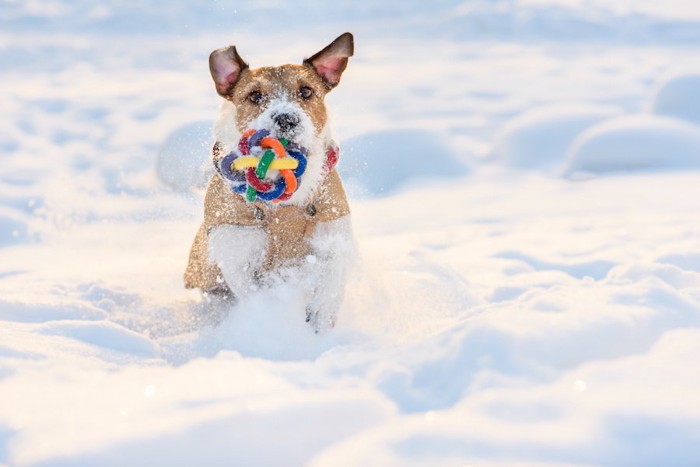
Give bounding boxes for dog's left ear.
[304,32,354,89]
[210,45,249,97]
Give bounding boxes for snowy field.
[2,1,700,465]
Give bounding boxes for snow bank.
[492,103,621,170]
[0,299,107,323]
[55,393,392,467]
[156,121,214,192]
[562,115,700,176]
[339,129,469,197]
[310,330,700,466]
[37,321,159,357]
[651,74,700,125]
[307,252,700,466]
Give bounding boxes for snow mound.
[651,74,700,125]
[493,103,621,170]
[38,321,159,357]
[338,129,469,197]
[309,330,700,467]
[52,393,392,467]
[562,115,700,176]
[658,252,700,273]
[0,302,107,324]
[156,121,214,192]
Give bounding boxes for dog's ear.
[304,32,354,89]
[209,46,249,97]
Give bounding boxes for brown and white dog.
[184,33,355,330]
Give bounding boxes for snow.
[562,115,700,176]
[3,1,700,465]
[156,121,214,192]
[651,73,700,125]
[339,129,469,197]
[492,103,622,170]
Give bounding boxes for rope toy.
[217,129,308,203]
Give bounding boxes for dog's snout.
[273,113,300,133]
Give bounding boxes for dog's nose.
[273,113,300,133]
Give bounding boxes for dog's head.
[209,33,353,205]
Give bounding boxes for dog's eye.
[299,86,314,100]
[247,91,263,105]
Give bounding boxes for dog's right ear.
[209,46,249,97]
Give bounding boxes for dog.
[184,33,355,331]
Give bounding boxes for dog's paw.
[207,225,267,298]
[305,304,337,333]
[304,284,343,333]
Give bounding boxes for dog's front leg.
[305,216,355,332]
[207,225,267,299]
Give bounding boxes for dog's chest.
[203,170,350,270]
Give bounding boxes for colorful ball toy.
[216,129,308,203]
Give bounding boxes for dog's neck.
[212,101,337,207]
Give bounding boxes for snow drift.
[157,121,214,192]
[651,74,700,125]
[339,129,469,197]
[562,115,700,176]
[492,103,621,170]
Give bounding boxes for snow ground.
[2,1,700,465]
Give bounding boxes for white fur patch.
[303,215,356,330]
[207,225,267,297]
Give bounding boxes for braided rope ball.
[217,129,308,203]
